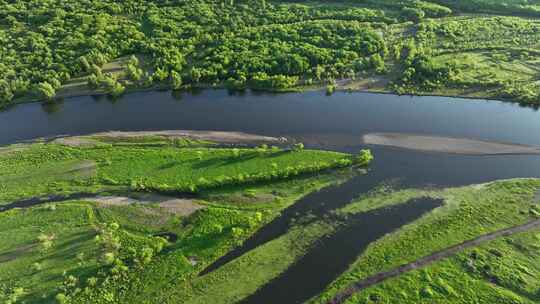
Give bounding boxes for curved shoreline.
[362,132,540,155]
[2,84,517,113]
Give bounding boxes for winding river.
[2,89,540,303]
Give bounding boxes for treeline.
[0,0,391,106]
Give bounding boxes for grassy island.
[0,133,369,303]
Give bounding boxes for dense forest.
[1,0,540,106]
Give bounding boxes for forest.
[2,0,540,106]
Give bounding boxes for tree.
[79,56,91,72]
[35,82,56,100]
[110,82,125,97]
[355,149,373,166]
[370,54,386,74]
[171,70,183,89]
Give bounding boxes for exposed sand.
[49,130,286,147]
[92,130,286,144]
[362,133,540,155]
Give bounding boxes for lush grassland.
[0,136,360,303]
[313,178,540,303]
[345,228,540,304]
[0,139,353,203]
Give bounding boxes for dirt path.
[363,132,540,155]
[326,218,540,304]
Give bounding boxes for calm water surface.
[2,89,540,303]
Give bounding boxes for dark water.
[2,89,540,303]
[240,197,443,304]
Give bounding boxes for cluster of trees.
[0,0,393,105]
[400,1,452,23]
[54,221,168,303]
[499,81,540,105]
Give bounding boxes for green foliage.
[354,149,374,166]
[0,0,392,104]
[35,82,56,100]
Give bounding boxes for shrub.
[55,293,68,304]
[292,143,305,152]
[355,149,374,166]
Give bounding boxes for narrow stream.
[239,197,443,304]
[201,171,387,275]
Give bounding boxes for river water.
[2,89,540,303]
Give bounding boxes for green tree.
[355,149,373,166]
[35,82,56,100]
[171,70,183,89]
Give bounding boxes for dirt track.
[326,218,540,304]
[362,132,540,155]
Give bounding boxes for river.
[2,89,540,303]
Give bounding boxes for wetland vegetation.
[0,133,368,303]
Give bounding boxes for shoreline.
[1,82,521,113]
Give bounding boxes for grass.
[61,171,351,304]
[159,220,337,304]
[343,227,540,303]
[0,138,352,203]
[0,135,358,303]
[312,178,540,303]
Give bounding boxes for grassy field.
[0,136,361,303]
[0,138,353,203]
[343,228,540,304]
[313,178,540,303]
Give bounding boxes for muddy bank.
[50,130,287,147]
[363,133,540,155]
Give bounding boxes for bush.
[355,149,374,166]
[55,293,68,304]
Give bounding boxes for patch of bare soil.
[89,196,138,207]
[0,145,27,156]
[0,243,37,263]
[534,189,540,203]
[89,193,205,217]
[52,137,99,147]
[363,132,540,155]
[157,198,205,216]
[337,76,389,91]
